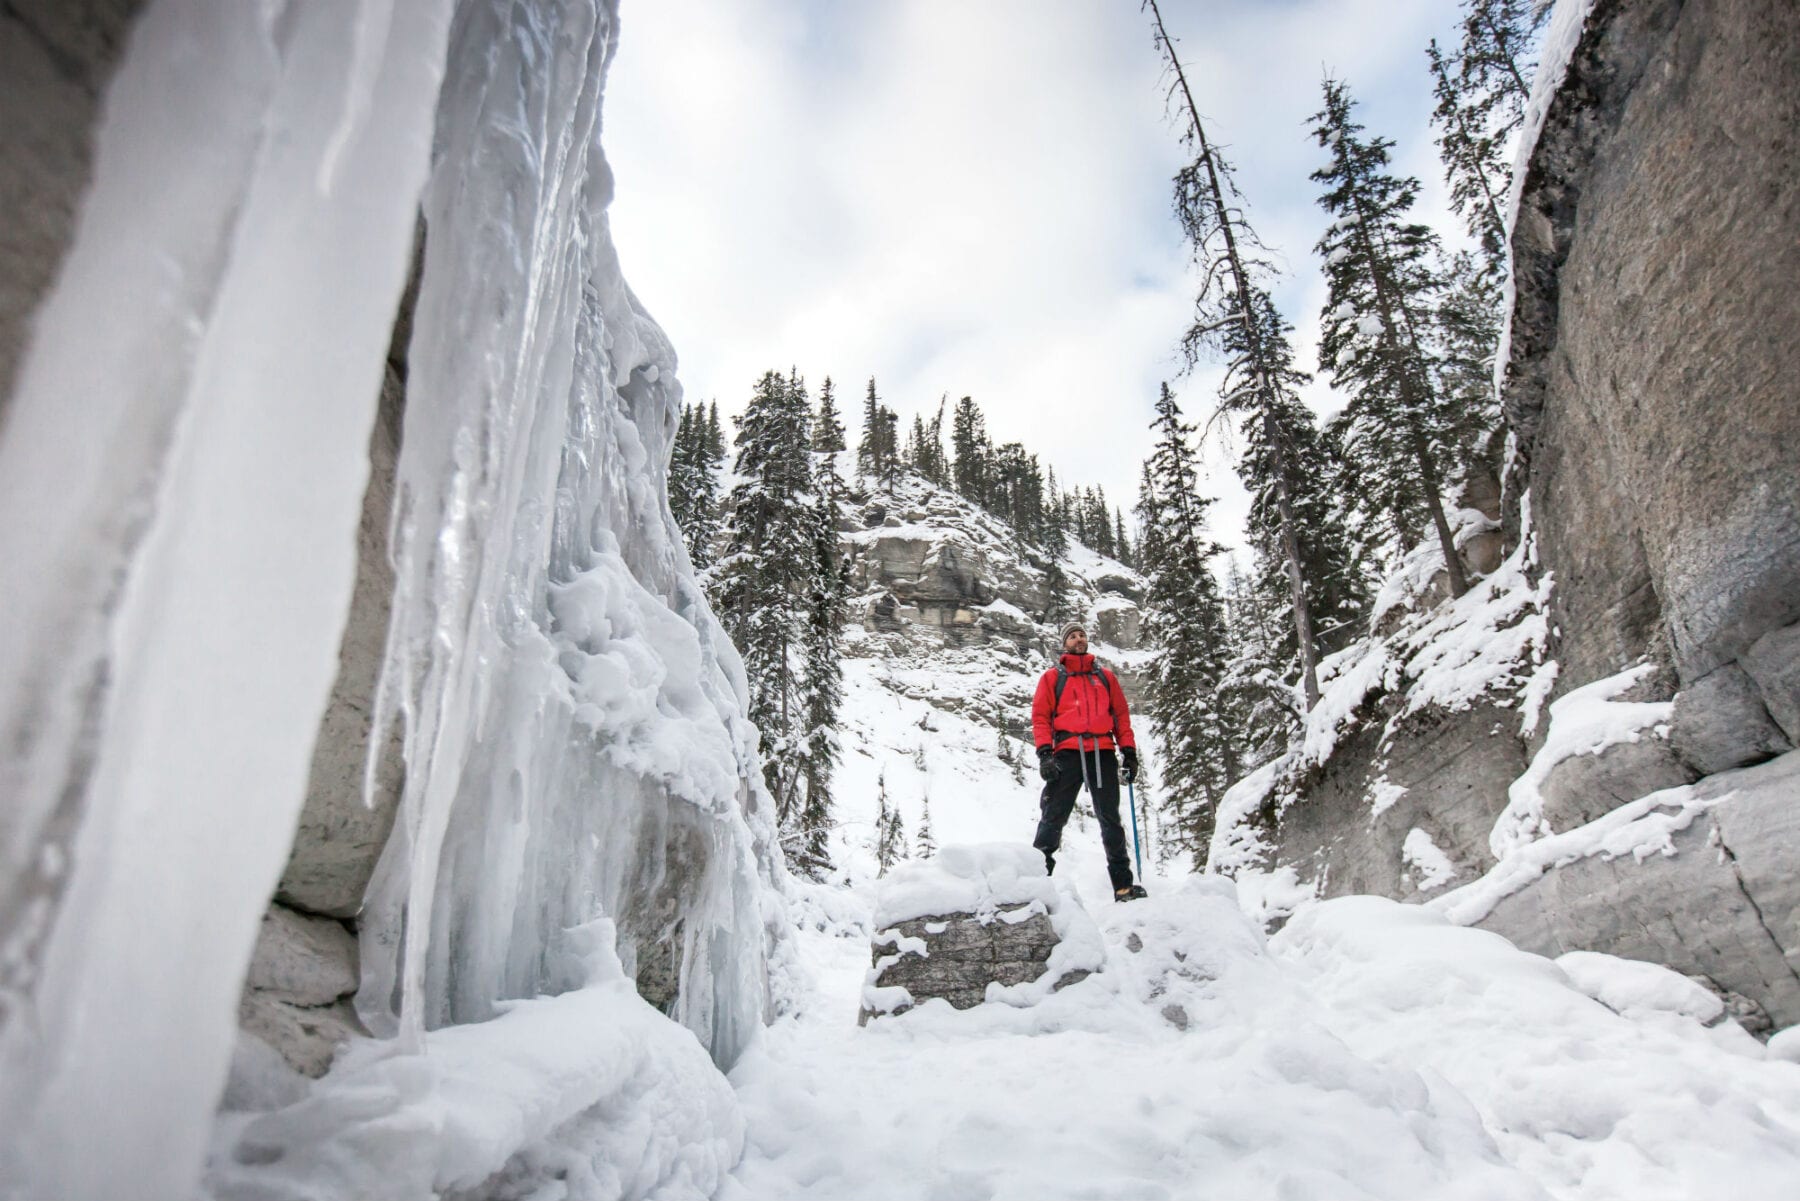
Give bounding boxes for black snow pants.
[1033,744,1134,891]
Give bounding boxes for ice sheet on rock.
[0,2,451,1196]
[354,0,780,1077]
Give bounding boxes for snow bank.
[732,883,1547,1200]
[1490,662,1673,857]
[210,923,742,1201]
[1277,897,1800,1197]
[873,843,1055,927]
[1554,951,1725,1026]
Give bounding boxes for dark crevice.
[1712,819,1800,990]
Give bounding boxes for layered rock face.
[841,474,1149,759]
[1258,0,1800,1029]
[860,904,1088,1023]
[1477,0,1800,1018]
[1507,0,1800,750]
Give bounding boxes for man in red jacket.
[1031,623,1147,901]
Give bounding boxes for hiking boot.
[1114,884,1148,903]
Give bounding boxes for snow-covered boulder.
[859,845,1101,1023]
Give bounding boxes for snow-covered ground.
[745,550,1800,1200]
[732,870,1800,1200]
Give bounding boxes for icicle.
[0,1,453,1196]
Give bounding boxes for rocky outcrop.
[1472,752,1800,1028]
[859,904,1089,1022]
[237,904,364,1078]
[859,844,1104,1024]
[1274,700,1530,902]
[0,0,145,407]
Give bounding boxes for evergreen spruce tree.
[874,772,907,876]
[857,378,883,482]
[668,402,699,533]
[1113,508,1132,569]
[1223,287,1368,657]
[792,380,849,880]
[705,400,726,463]
[1433,249,1504,437]
[1311,77,1475,597]
[813,377,846,454]
[718,370,816,825]
[1145,0,1344,709]
[669,401,723,572]
[997,728,1026,786]
[878,405,902,488]
[915,795,936,859]
[1040,483,1072,625]
[923,397,949,486]
[951,395,988,503]
[1136,384,1236,869]
[1427,2,1549,275]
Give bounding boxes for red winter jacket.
[1031,653,1137,753]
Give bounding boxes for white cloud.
[605,0,1472,552]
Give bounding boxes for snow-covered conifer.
[1137,384,1236,869]
[915,795,936,859]
[1311,76,1474,598]
[874,773,907,876]
[719,370,817,825]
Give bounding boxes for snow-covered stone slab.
[859,844,1102,1023]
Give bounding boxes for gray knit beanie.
[1060,622,1086,646]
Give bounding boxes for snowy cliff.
[0,2,784,1197]
[825,471,1159,884]
[1214,0,1800,1033]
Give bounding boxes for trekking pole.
[1126,776,1143,881]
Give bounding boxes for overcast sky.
[605,0,1473,550]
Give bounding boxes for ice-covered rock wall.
[0,1,784,1196]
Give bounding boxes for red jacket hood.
[1058,652,1096,672]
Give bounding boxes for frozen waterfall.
[0,1,784,1197]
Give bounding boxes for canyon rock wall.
[1262,0,1800,1029]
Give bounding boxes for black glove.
[1037,747,1060,783]
[1120,746,1139,785]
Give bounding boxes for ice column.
[0,1,452,1197]
[356,0,781,1068]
